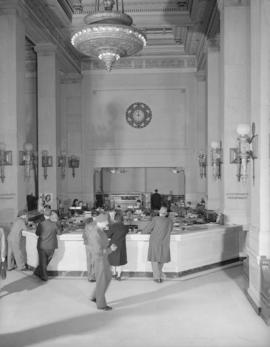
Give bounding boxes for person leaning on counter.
[144,206,173,283]
[34,205,60,281]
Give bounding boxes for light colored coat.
[0,227,6,260]
[7,218,26,269]
[145,216,173,263]
[87,224,112,309]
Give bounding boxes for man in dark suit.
[34,205,59,281]
[151,189,162,211]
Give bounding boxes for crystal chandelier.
[71,0,147,71]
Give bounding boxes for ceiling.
[24,0,220,73]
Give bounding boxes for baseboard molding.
[244,289,261,315]
[27,257,244,279]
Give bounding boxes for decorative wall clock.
[126,102,152,128]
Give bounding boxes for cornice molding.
[34,43,58,55]
[0,0,25,20]
[79,0,189,14]
[81,55,197,72]
[23,0,81,72]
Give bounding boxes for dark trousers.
[34,248,54,281]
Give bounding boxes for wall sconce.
[19,142,36,180]
[68,155,80,178]
[41,150,53,180]
[211,141,223,180]
[230,122,258,184]
[170,167,184,174]
[107,168,127,174]
[198,152,207,178]
[57,151,67,179]
[0,142,12,183]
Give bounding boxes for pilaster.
[219,0,250,226]
[0,0,27,225]
[35,43,59,209]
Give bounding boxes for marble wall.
[59,70,206,205]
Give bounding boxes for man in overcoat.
[87,213,117,310]
[144,206,173,282]
[7,209,28,271]
[34,205,59,281]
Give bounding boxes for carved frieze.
[81,55,197,71]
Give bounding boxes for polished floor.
[0,264,269,347]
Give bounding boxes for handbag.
[0,260,7,280]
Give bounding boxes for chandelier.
[71,0,147,71]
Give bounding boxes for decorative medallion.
[126,102,152,128]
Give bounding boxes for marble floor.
[0,264,269,347]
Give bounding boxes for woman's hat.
[159,207,167,216]
[94,213,108,223]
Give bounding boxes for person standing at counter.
[144,206,173,283]
[83,218,96,282]
[7,209,28,271]
[151,189,162,211]
[87,213,117,311]
[107,212,129,280]
[34,206,59,281]
[0,227,7,280]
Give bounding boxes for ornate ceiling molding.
[81,55,197,72]
[79,0,189,14]
[23,0,81,73]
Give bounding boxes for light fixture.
[171,167,184,174]
[0,142,12,183]
[57,151,67,179]
[68,155,80,178]
[41,150,53,180]
[211,141,223,180]
[19,143,36,180]
[108,167,127,174]
[71,0,147,72]
[230,122,258,184]
[198,152,207,178]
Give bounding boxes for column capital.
[34,43,57,56]
[0,0,25,19]
[218,0,250,11]
[196,71,206,82]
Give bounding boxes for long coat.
[107,222,129,266]
[7,217,27,269]
[144,216,173,263]
[87,224,112,309]
[0,227,6,260]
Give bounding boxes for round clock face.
[126,102,152,128]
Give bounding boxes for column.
[0,0,26,225]
[206,43,223,210]
[248,0,270,323]
[35,43,59,210]
[219,0,250,226]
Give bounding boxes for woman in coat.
[144,206,173,283]
[107,212,129,280]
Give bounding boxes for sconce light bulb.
[236,123,250,136]
[211,141,220,149]
[24,142,33,151]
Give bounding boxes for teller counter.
[22,223,243,277]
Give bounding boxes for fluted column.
[0,0,26,225]
[35,43,59,210]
